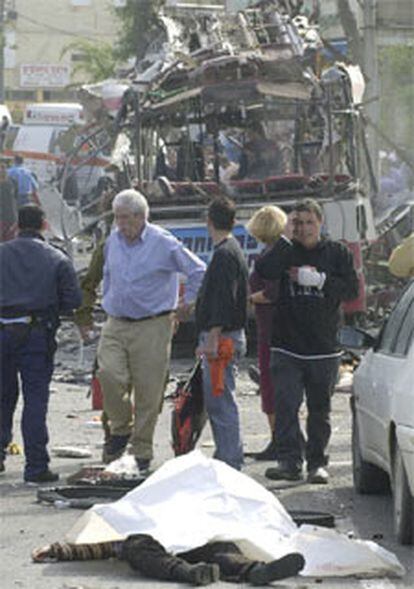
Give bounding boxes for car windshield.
[376,281,414,355]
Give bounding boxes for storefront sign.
[20,64,71,88]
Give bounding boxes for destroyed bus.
[105,1,376,324]
[67,2,377,329]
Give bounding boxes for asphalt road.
[1,339,413,589]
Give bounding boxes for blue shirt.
[102,223,206,319]
[7,164,38,203]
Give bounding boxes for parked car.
[341,280,414,544]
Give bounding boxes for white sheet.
[66,451,405,578]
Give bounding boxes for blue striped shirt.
[102,223,206,319]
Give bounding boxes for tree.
[61,39,117,83]
[378,45,414,152]
[114,0,165,62]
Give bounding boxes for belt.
[115,310,174,323]
[0,316,32,325]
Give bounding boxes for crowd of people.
[1,179,381,584]
[1,187,362,483]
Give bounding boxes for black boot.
[251,437,278,461]
[102,434,129,464]
[172,561,220,586]
[248,553,305,585]
[245,434,278,461]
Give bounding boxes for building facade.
[3,0,123,117]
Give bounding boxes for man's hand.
[288,266,300,283]
[289,265,317,283]
[196,328,221,359]
[78,323,96,343]
[290,266,326,289]
[176,301,194,323]
[250,290,271,305]
[297,266,326,289]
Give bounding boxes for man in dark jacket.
[195,196,248,471]
[0,205,82,481]
[256,199,359,484]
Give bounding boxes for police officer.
[0,205,82,481]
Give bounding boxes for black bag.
[171,359,207,456]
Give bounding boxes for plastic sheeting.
[66,451,405,578]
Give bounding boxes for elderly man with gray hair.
[97,189,206,474]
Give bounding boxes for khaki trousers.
[97,315,174,459]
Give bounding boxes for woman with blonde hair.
[246,205,289,460]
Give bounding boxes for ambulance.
[4,102,107,200]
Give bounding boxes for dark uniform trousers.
[0,322,56,479]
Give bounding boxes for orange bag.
[207,337,234,397]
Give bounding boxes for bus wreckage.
[68,0,384,321]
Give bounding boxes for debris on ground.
[51,447,93,459]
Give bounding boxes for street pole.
[362,0,379,184]
[0,0,5,103]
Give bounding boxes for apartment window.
[5,89,37,101]
[71,53,87,62]
[43,89,78,101]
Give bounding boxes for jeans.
[270,351,340,471]
[199,329,246,470]
[0,324,55,478]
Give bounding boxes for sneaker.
[307,466,329,484]
[25,469,59,485]
[248,552,305,585]
[102,434,130,464]
[265,461,303,481]
[135,457,151,477]
[0,458,5,474]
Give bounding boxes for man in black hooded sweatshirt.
[256,198,359,485]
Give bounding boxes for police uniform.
[0,230,81,480]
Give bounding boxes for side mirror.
[337,326,376,350]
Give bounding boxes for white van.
[4,103,106,196]
[23,102,83,126]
